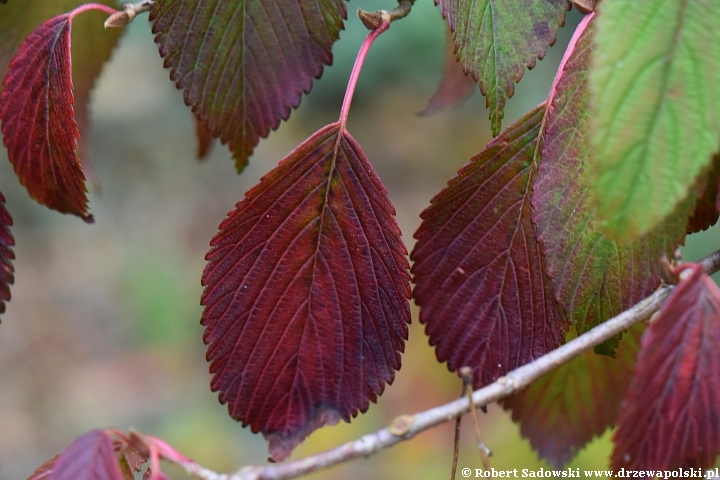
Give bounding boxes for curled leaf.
[201,123,410,460]
[0,12,88,220]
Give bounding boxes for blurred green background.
[0,2,717,479]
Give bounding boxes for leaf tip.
[265,406,344,462]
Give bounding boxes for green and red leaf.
[201,123,410,460]
[532,13,687,353]
[435,0,569,135]
[151,0,347,171]
[611,264,720,470]
[503,324,642,468]
[589,0,720,241]
[411,104,566,389]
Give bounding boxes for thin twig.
[450,412,461,480]
[460,366,492,471]
[104,0,155,28]
[156,249,720,480]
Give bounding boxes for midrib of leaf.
[603,1,686,216]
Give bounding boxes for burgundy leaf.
[532,13,688,356]
[151,0,347,171]
[47,430,123,480]
[611,263,720,470]
[687,154,720,233]
[420,28,476,117]
[0,1,122,197]
[503,324,642,468]
[0,12,91,220]
[411,103,566,389]
[201,122,410,460]
[0,191,14,316]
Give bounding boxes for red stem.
[69,3,119,20]
[338,21,390,131]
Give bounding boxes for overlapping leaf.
[612,264,720,470]
[0,191,13,316]
[201,123,410,460]
[0,0,122,200]
[421,28,476,116]
[686,154,720,234]
[412,104,566,389]
[436,0,569,135]
[503,324,642,468]
[532,13,688,354]
[45,430,123,480]
[590,0,720,241]
[151,0,347,171]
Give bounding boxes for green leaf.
[436,0,569,135]
[590,0,720,241]
[533,13,689,354]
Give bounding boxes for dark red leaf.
[420,28,476,117]
[47,430,123,480]
[0,2,122,197]
[151,0,347,171]
[687,153,720,233]
[69,5,123,190]
[411,104,566,389]
[201,123,410,460]
[611,263,720,470]
[0,191,14,316]
[0,12,92,220]
[503,324,642,468]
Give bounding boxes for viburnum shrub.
[1,0,720,478]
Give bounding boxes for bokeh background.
[0,2,718,479]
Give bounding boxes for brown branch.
[159,249,720,480]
